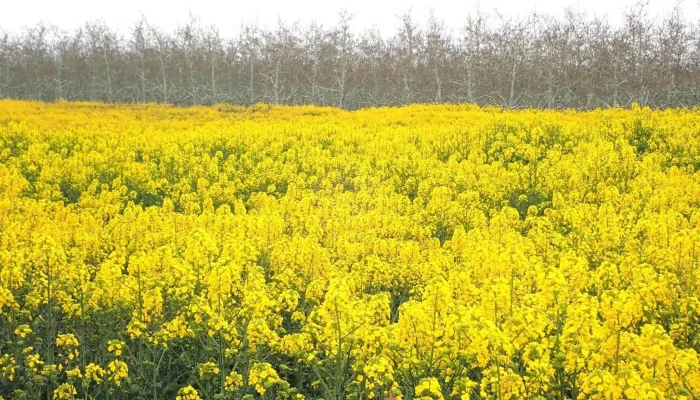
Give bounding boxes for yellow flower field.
[1,100,699,399]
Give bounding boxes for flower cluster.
[248,362,282,395]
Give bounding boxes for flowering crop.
[1,100,699,399]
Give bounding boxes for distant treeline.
[1,4,699,109]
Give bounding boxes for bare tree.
[393,10,422,105]
[146,21,172,103]
[261,19,301,104]
[0,30,13,98]
[458,9,487,104]
[329,10,355,109]
[238,22,262,105]
[357,28,386,107]
[425,10,448,103]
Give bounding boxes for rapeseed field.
[1,100,699,399]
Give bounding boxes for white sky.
[1,0,698,36]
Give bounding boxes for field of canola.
[0,100,700,400]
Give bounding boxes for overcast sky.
[1,0,697,36]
